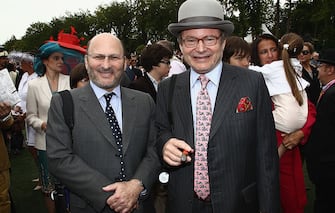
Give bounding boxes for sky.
[0,0,120,45]
[1,0,284,45]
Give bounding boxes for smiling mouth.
[193,55,210,60]
[98,69,114,74]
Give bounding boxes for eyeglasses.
[159,60,170,65]
[301,50,310,55]
[182,35,222,48]
[87,54,123,62]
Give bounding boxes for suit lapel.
[210,66,239,138]
[174,72,194,146]
[144,73,157,97]
[58,74,70,91]
[40,76,52,100]
[120,87,136,153]
[78,85,119,150]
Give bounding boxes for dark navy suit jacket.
[156,63,280,213]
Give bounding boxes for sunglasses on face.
[301,50,310,55]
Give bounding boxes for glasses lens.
[302,50,310,55]
[160,60,170,65]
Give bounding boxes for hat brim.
[318,59,335,66]
[55,41,86,55]
[168,20,234,37]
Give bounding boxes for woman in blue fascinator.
[26,28,85,213]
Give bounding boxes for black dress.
[302,66,321,106]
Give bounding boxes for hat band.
[179,16,222,23]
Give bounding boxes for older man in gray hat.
[155,0,280,213]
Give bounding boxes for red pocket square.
[236,97,253,113]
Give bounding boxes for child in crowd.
[223,36,251,68]
[249,33,309,157]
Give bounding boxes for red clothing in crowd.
[277,100,316,213]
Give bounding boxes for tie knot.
[104,93,114,105]
[199,74,209,89]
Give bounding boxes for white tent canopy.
[244,24,273,43]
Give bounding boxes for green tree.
[289,0,335,49]
[19,22,52,52]
[133,0,180,49]
[94,1,134,50]
[3,0,335,52]
[220,0,274,38]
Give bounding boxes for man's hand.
[163,138,193,166]
[103,179,143,213]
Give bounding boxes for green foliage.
[3,0,335,53]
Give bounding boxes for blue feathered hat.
[34,41,84,76]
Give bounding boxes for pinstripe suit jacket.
[156,63,280,213]
[46,84,160,213]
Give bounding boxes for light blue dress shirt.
[90,81,123,132]
[190,62,222,133]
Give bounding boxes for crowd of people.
[1,0,334,213]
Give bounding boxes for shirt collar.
[190,61,222,88]
[146,72,158,91]
[323,79,335,91]
[89,80,121,100]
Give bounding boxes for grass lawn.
[304,161,315,213]
[10,148,46,213]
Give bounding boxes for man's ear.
[221,39,226,52]
[123,56,127,71]
[84,55,89,71]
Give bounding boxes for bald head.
[85,33,125,92]
[87,33,124,56]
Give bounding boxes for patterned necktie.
[104,93,126,181]
[194,74,212,199]
[317,89,324,105]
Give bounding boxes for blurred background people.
[0,102,14,213]
[223,36,251,68]
[250,33,279,66]
[70,62,88,89]
[129,43,172,213]
[129,43,173,102]
[250,33,309,158]
[0,45,9,70]
[250,32,316,213]
[125,52,143,81]
[310,51,319,68]
[298,42,321,106]
[13,52,40,190]
[26,39,85,213]
[156,40,187,77]
[27,42,71,213]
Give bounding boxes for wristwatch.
[138,180,147,201]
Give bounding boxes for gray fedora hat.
[168,0,234,37]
